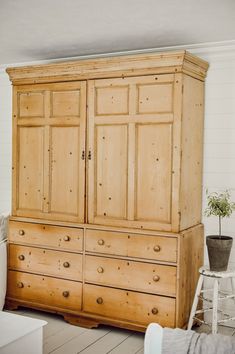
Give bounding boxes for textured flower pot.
[206,235,233,271]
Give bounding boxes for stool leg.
[187,274,203,330]
[212,279,218,334]
[230,277,235,306]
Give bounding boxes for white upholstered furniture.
[0,312,47,354]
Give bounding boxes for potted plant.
[205,190,235,271]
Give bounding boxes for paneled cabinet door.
[87,75,181,231]
[13,81,86,222]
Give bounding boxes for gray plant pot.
[206,235,233,271]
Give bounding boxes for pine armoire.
[5,51,209,331]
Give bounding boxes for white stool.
[188,266,235,334]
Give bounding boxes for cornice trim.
[0,39,235,76]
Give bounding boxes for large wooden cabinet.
[6,51,209,331]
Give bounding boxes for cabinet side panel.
[176,224,204,328]
[180,75,204,230]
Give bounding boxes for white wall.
[201,49,235,272]
[1,42,235,291]
[0,71,12,214]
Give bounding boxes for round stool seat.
[188,267,235,334]
[199,266,235,279]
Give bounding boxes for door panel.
[88,75,177,230]
[18,126,44,213]
[18,91,44,118]
[14,81,86,222]
[51,90,80,117]
[50,126,80,216]
[136,124,172,223]
[137,83,173,114]
[95,125,128,219]
[95,86,129,115]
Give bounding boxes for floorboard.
[107,333,144,354]
[79,329,132,354]
[6,308,235,354]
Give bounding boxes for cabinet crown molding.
[6,50,209,85]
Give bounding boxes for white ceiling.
[1,0,235,65]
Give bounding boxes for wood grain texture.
[176,224,204,328]
[85,229,177,263]
[83,284,176,327]
[13,81,86,223]
[6,51,209,84]
[8,220,83,252]
[179,75,205,230]
[7,50,207,331]
[88,75,178,231]
[17,126,44,212]
[8,244,83,281]
[85,255,176,296]
[7,271,82,311]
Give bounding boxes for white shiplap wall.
[201,49,235,271]
[0,71,12,214]
[0,41,235,272]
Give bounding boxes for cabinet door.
[13,82,86,222]
[87,75,181,231]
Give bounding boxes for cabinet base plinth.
[63,314,99,328]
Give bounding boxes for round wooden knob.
[19,229,25,236]
[97,266,104,274]
[17,282,24,288]
[62,291,70,298]
[151,307,158,315]
[153,275,160,282]
[63,235,70,242]
[18,255,25,261]
[153,245,161,252]
[63,262,70,268]
[98,239,105,246]
[96,297,103,305]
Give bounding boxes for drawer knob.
[151,307,158,315]
[19,229,25,236]
[153,245,161,252]
[63,262,70,268]
[97,266,104,274]
[96,297,103,305]
[63,235,70,242]
[98,239,105,246]
[17,282,24,288]
[18,255,25,261]
[62,291,70,298]
[153,275,160,282]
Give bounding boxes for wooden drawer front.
[85,255,176,296]
[9,221,83,252]
[83,284,175,327]
[86,229,177,263]
[7,271,82,311]
[9,245,82,281]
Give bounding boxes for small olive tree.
[205,190,235,237]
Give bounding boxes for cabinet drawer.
[9,221,83,252]
[86,229,177,263]
[9,244,82,281]
[83,284,175,327]
[7,271,82,311]
[85,255,176,296]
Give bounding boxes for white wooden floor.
[6,308,235,354]
[8,309,145,354]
